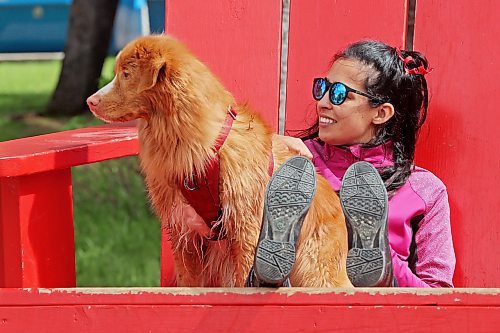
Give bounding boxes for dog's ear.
[137,58,166,93]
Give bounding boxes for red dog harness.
[180,107,274,240]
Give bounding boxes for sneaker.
[340,161,393,287]
[253,156,317,286]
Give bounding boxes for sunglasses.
[312,77,385,105]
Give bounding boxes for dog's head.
[87,35,231,123]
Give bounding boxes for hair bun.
[395,48,433,76]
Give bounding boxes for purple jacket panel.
[304,139,456,287]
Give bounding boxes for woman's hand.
[277,135,313,159]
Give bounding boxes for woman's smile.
[319,115,337,126]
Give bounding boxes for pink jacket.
[305,139,456,287]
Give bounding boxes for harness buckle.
[227,106,237,120]
[183,176,199,191]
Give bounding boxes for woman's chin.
[318,131,339,146]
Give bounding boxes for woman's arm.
[392,188,456,287]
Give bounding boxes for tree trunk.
[46,0,119,116]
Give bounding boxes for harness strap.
[268,151,275,176]
[180,108,236,240]
[180,107,274,241]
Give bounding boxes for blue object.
[121,0,147,10]
[0,0,165,54]
[109,0,150,54]
[0,0,72,52]
[147,0,165,33]
[0,0,71,5]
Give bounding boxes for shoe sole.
[340,161,390,287]
[254,156,317,286]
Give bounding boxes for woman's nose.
[317,91,333,110]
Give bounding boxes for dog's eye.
[122,71,130,80]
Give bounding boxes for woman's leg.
[250,156,316,287]
[340,161,394,287]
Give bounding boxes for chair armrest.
[0,121,139,177]
[0,122,139,288]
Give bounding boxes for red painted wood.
[284,0,408,132]
[0,289,498,332]
[413,1,500,287]
[0,0,497,293]
[165,0,282,130]
[0,122,139,177]
[0,122,141,287]
[1,288,499,306]
[160,227,176,286]
[0,170,75,287]
[2,305,499,333]
[0,120,177,287]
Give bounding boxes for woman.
[252,40,455,288]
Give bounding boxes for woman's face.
[317,58,380,146]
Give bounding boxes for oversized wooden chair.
[0,1,498,331]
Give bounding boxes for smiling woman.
[279,40,455,288]
[313,58,395,147]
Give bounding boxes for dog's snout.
[86,94,101,111]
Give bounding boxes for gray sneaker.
[253,156,317,286]
[340,161,393,287]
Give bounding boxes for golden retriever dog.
[87,35,352,288]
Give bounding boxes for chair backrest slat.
[413,1,500,288]
[284,0,408,133]
[165,0,283,130]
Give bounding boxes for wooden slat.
[165,0,282,130]
[0,288,498,333]
[284,0,408,132]
[413,0,500,287]
[1,287,499,306]
[0,122,138,177]
[0,170,75,287]
[0,122,140,287]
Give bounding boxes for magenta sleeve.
[392,187,455,287]
[413,188,455,287]
[391,248,430,287]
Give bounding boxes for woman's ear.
[372,102,395,125]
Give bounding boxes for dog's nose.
[86,94,101,111]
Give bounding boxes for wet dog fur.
[87,35,352,288]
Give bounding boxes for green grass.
[0,59,64,140]
[0,60,60,115]
[0,58,160,287]
[0,57,118,140]
[73,157,160,287]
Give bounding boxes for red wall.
[413,1,500,287]
[164,0,500,288]
[284,0,408,132]
[165,0,282,130]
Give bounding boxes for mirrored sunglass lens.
[313,79,326,100]
[331,83,347,105]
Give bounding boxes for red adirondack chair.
[0,1,499,331]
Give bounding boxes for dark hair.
[297,40,430,192]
